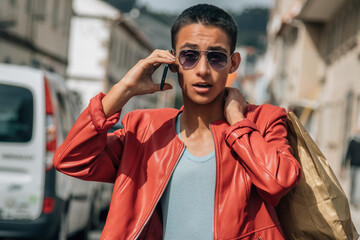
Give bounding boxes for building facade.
[266,0,360,175]
[67,0,175,118]
[0,0,72,75]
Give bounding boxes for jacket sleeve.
[53,93,124,183]
[224,107,301,206]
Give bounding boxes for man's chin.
[185,94,224,106]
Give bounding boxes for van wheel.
[52,210,68,240]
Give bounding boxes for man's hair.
[171,4,238,54]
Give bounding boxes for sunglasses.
[177,49,233,70]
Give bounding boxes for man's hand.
[224,87,248,125]
[121,49,175,96]
[102,50,175,117]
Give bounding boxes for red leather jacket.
[54,93,301,240]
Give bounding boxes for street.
[69,216,105,240]
[88,231,102,240]
[88,227,103,240]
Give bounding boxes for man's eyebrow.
[208,46,228,53]
[180,43,198,49]
[179,43,228,54]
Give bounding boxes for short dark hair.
[171,4,238,54]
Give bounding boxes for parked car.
[0,64,99,240]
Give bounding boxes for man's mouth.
[193,83,212,88]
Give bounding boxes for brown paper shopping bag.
[276,112,359,240]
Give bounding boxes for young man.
[54,4,301,240]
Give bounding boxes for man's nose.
[196,54,210,76]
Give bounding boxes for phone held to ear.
[160,50,173,90]
[160,63,169,90]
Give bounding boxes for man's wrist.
[102,82,133,118]
[228,112,245,125]
[114,81,134,99]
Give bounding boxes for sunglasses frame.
[175,49,234,70]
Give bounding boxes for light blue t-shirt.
[160,114,216,240]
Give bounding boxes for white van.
[0,64,99,240]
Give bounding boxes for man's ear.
[169,63,178,73]
[229,52,241,74]
[169,49,178,73]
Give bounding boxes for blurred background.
[0,0,359,239]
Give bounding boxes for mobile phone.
[160,63,169,90]
[160,50,173,90]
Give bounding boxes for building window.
[52,0,59,28]
[117,40,121,67]
[9,0,16,7]
[325,0,360,57]
[120,40,124,67]
[356,95,360,126]
[124,45,130,69]
[63,0,72,32]
[26,0,31,13]
[33,0,46,20]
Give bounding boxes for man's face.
[173,23,238,106]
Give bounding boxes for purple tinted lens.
[178,50,228,70]
[179,50,200,69]
[207,52,228,70]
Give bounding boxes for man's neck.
[178,94,224,157]
[181,93,225,132]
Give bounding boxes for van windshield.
[0,84,33,142]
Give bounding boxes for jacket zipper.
[210,123,218,240]
[134,144,185,239]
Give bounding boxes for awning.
[297,0,346,22]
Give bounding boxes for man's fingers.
[145,57,175,68]
[139,49,176,75]
[161,83,173,91]
[225,87,240,98]
[152,62,162,68]
[148,49,175,61]
[152,83,173,92]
